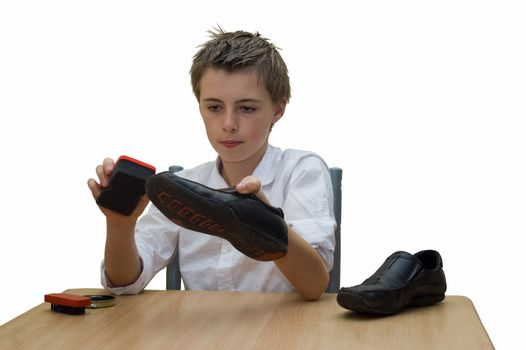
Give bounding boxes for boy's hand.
[87,158,149,224]
[236,176,270,205]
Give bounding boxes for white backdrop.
[1,1,525,348]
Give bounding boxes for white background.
[1,1,524,348]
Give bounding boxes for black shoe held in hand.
[337,250,447,315]
[146,172,288,261]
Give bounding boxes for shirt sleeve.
[283,156,337,270]
[100,204,180,295]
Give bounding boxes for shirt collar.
[253,144,280,186]
[213,144,280,187]
[212,158,228,188]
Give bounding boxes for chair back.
[165,166,343,293]
[327,167,342,293]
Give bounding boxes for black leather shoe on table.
[337,250,447,315]
[146,171,288,261]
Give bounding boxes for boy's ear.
[272,99,287,123]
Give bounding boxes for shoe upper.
[352,250,445,292]
[198,183,288,241]
[228,196,288,239]
[337,250,447,314]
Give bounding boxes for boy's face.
[199,68,285,169]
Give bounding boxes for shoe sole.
[337,290,445,315]
[408,293,445,307]
[146,173,287,261]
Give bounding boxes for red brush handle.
[45,293,92,307]
[117,155,156,172]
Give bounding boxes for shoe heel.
[410,294,445,306]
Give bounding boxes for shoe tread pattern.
[146,172,288,261]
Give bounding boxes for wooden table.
[0,289,493,349]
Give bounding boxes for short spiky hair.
[190,27,291,105]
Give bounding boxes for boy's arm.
[88,158,147,287]
[273,227,330,300]
[236,177,330,300]
[103,218,143,287]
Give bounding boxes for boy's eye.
[207,105,221,112]
[240,106,256,113]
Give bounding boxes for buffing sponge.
[96,155,156,215]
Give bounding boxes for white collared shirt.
[101,145,336,294]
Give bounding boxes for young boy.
[87,28,336,301]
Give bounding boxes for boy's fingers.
[236,176,262,194]
[95,164,109,187]
[87,178,101,199]
[236,176,270,205]
[102,158,115,175]
[94,158,115,187]
[134,195,150,215]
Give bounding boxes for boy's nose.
[222,111,239,132]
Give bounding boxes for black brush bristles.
[50,303,86,315]
[44,293,92,315]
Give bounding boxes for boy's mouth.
[220,140,242,148]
